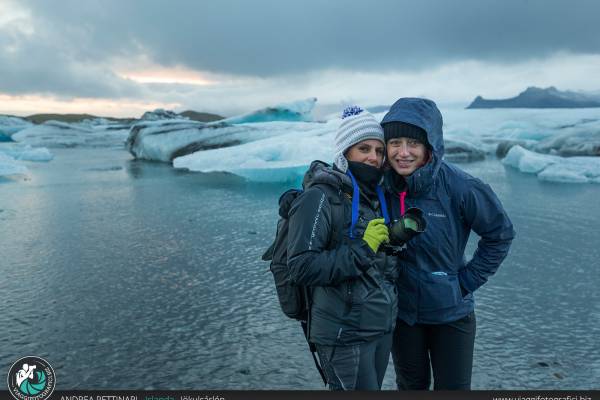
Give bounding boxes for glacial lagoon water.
[1,147,599,389]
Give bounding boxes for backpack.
[262,184,346,386]
[262,184,346,321]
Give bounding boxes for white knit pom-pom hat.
[333,106,385,172]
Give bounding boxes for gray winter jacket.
[287,161,398,345]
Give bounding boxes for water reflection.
[1,149,599,389]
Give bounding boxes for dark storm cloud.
[2,0,600,96]
[0,8,142,98]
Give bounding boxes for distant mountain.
[24,113,135,124]
[467,87,600,109]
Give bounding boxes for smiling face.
[345,139,385,168]
[386,137,429,176]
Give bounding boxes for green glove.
[362,218,389,253]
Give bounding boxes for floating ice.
[141,109,187,121]
[173,119,337,183]
[0,152,27,176]
[0,144,53,161]
[0,116,33,141]
[126,120,322,162]
[12,120,130,148]
[443,108,600,157]
[534,124,600,156]
[8,105,600,183]
[127,119,207,161]
[220,98,316,124]
[444,139,486,162]
[171,107,600,183]
[502,145,600,183]
[127,99,321,162]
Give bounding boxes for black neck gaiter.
[347,161,383,199]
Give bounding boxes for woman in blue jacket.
[381,98,515,390]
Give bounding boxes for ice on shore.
[502,145,600,183]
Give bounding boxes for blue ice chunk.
[219,98,316,124]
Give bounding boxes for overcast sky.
[2,0,600,117]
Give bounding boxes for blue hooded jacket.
[382,98,515,325]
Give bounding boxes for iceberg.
[443,108,600,159]
[140,109,187,121]
[0,116,33,141]
[220,98,316,124]
[533,123,600,156]
[0,144,53,162]
[173,119,337,183]
[6,102,599,184]
[0,152,27,176]
[126,119,323,162]
[444,139,486,162]
[12,120,130,148]
[126,99,320,162]
[127,119,207,161]
[502,145,600,183]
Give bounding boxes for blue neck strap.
[377,185,390,224]
[346,169,390,238]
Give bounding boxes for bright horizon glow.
[3,53,600,118]
[118,65,217,86]
[0,94,180,118]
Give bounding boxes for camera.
[382,207,427,255]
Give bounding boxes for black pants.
[316,332,392,390]
[391,312,476,390]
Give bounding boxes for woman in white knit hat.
[282,106,398,390]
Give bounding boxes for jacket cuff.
[351,239,377,271]
[458,267,478,295]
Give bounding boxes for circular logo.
[7,356,56,400]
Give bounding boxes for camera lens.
[387,207,427,247]
[403,217,419,231]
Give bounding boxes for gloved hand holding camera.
[362,218,389,253]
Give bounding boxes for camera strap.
[346,169,390,239]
